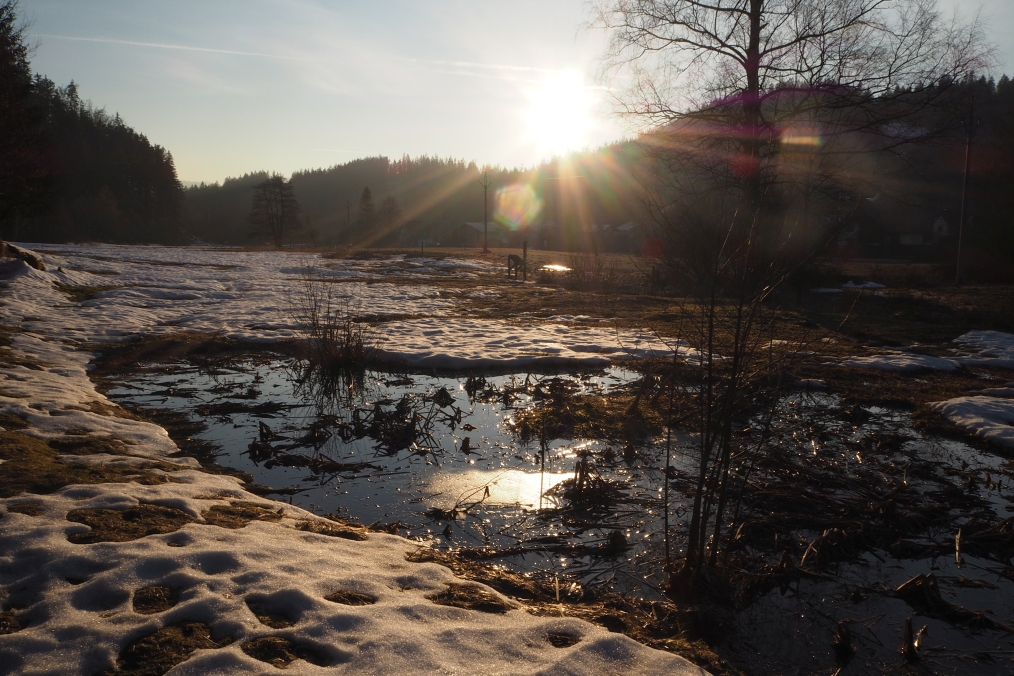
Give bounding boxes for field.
[3,243,1014,675]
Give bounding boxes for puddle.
[106,361,678,587]
[105,358,1014,674]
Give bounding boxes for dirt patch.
[67,503,195,544]
[426,583,515,614]
[0,431,176,499]
[132,586,179,615]
[200,501,283,529]
[240,636,330,668]
[295,519,368,541]
[98,621,231,676]
[323,588,376,606]
[6,501,44,516]
[0,610,23,635]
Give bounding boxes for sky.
[19,0,1014,185]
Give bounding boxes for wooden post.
[522,241,527,281]
[479,172,491,253]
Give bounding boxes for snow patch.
[953,330,1014,369]
[842,353,958,372]
[928,396,1014,448]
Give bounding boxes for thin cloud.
[33,34,313,62]
[412,58,566,75]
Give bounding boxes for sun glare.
[524,71,594,159]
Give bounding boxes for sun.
[523,71,594,159]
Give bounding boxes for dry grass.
[240,636,330,668]
[5,500,43,516]
[426,583,516,614]
[132,586,178,615]
[0,431,177,499]
[200,501,283,529]
[295,519,369,541]
[324,588,376,606]
[98,622,231,676]
[66,503,195,544]
[407,548,736,675]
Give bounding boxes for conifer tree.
[249,174,300,248]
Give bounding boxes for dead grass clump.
[241,636,330,668]
[99,621,231,676]
[0,431,173,498]
[201,501,283,529]
[292,275,371,374]
[295,519,368,541]
[6,501,44,516]
[67,503,195,544]
[427,583,515,614]
[324,588,376,606]
[53,281,118,303]
[132,586,179,615]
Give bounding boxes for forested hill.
[0,0,184,244]
[15,78,185,243]
[184,147,650,248]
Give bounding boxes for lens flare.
[494,184,542,230]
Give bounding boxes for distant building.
[452,222,509,248]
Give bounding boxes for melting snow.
[842,353,959,372]
[928,396,1014,448]
[0,245,706,675]
[953,330,1014,369]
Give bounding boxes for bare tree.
[593,0,993,592]
[596,0,992,221]
[249,174,300,248]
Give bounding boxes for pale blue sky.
[19,1,1014,184]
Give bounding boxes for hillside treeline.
[12,78,185,243]
[0,1,183,244]
[184,147,650,249]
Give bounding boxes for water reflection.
[106,355,1014,673]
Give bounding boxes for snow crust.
[953,330,1014,369]
[928,396,1014,448]
[0,245,706,675]
[1,474,703,675]
[842,353,959,372]
[376,318,673,370]
[6,244,673,371]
